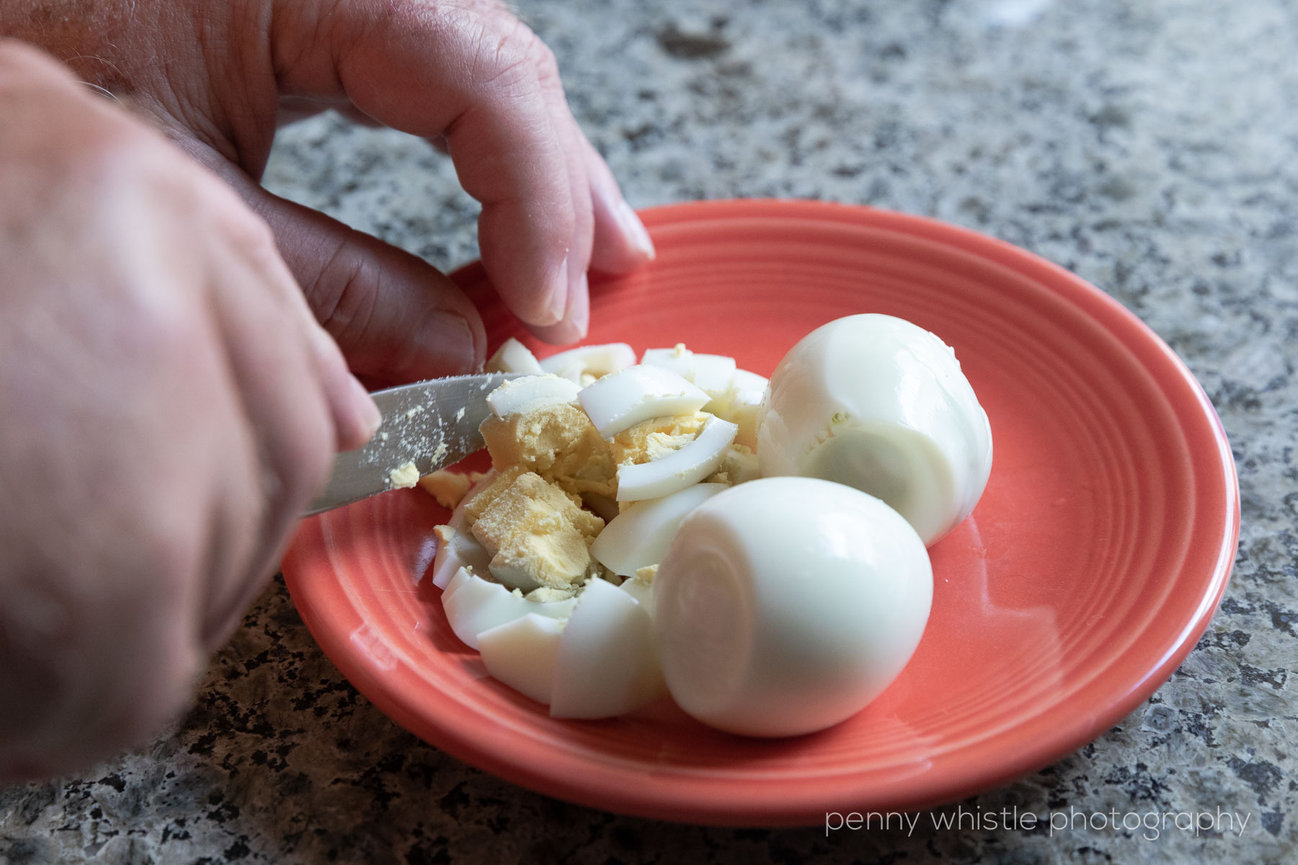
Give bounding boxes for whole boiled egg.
[653,476,932,737]
[755,314,992,545]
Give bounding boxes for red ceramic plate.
[282,199,1239,826]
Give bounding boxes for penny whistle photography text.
[825,804,1254,841]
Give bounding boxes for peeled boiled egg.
[654,476,932,737]
[756,314,992,545]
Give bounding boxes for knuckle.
[310,238,382,355]
[464,11,550,94]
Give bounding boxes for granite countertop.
[3,0,1295,862]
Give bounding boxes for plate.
[281,199,1239,826]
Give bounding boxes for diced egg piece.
[618,573,655,610]
[756,313,992,545]
[549,578,666,719]
[590,483,728,576]
[486,373,581,418]
[418,470,474,510]
[540,342,637,383]
[578,365,711,439]
[441,568,575,650]
[486,337,545,374]
[430,524,492,589]
[707,368,768,450]
[654,477,933,737]
[616,415,738,501]
[640,345,738,397]
[478,613,564,705]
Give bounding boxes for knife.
[305,372,517,515]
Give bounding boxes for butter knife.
[305,372,516,515]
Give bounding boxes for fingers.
[204,159,489,384]
[584,138,657,275]
[270,0,654,343]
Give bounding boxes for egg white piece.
[756,314,992,545]
[430,526,492,590]
[654,477,933,737]
[590,483,728,577]
[616,415,739,501]
[578,365,711,439]
[707,368,768,449]
[486,373,581,418]
[485,337,545,375]
[540,342,637,383]
[442,568,575,650]
[640,347,738,397]
[549,578,666,719]
[617,574,655,611]
[478,613,564,705]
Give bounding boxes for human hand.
[3,0,655,385]
[0,41,380,782]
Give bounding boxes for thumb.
[211,164,487,386]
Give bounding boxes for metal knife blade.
[305,372,516,515]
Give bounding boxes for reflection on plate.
[282,199,1238,827]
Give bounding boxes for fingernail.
[348,375,382,439]
[547,255,570,324]
[441,313,484,372]
[618,200,655,260]
[570,271,590,338]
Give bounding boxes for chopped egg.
[388,460,420,489]
[756,313,992,545]
[539,342,637,383]
[485,337,545,375]
[590,482,728,576]
[486,373,581,418]
[478,614,564,704]
[418,470,474,509]
[549,577,665,718]
[613,414,738,501]
[441,568,575,650]
[424,317,990,734]
[465,469,603,592]
[578,364,710,438]
[654,476,933,737]
[640,345,738,396]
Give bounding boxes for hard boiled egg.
[654,476,932,737]
[756,314,992,545]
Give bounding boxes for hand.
[0,41,380,782]
[3,0,655,385]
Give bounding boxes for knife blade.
[305,372,516,515]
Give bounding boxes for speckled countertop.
[3,0,1295,862]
